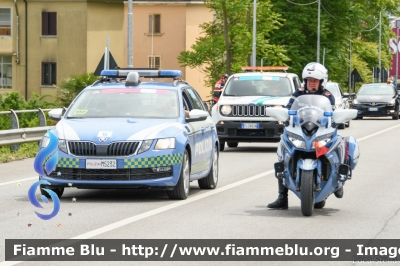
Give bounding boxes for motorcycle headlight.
[312,133,333,149]
[58,139,68,153]
[154,138,176,150]
[221,105,232,115]
[287,132,306,149]
[387,99,395,106]
[138,139,154,154]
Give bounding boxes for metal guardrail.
[0,108,60,150]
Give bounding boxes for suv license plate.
[368,107,378,111]
[241,123,260,129]
[86,159,117,169]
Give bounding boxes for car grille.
[360,102,386,107]
[48,167,172,180]
[68,141,139,157]
[229,105,273,117]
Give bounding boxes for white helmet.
[302,62,328,89]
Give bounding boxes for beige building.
[0,0,212,103]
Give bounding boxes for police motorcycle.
[266,95,360,216]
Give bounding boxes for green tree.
[178,0,289,95]
[56,73,99,107]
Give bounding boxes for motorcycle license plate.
[241,123,260,129]
[368,107,378,111]
[86,159,116,169]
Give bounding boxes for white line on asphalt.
[0,176,37,186]
[357,124,400,142]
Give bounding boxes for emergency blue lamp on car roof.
[100,69,182,78]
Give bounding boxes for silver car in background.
[326,82,355,129]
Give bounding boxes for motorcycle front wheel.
[300,170,315,216]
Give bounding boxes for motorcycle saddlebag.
[346,136,360,170]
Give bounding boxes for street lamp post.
[396,20,400,84]
[251,0,257,66]
[317,0,320,63]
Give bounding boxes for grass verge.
[0,143,38,163]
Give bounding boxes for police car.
[212,66,301,151]
[40,69,219,200]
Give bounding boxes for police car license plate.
[241,123,260,129]
[86,159,117,169]
[368,107,378,111]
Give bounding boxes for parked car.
[326,81,354,129]
[352,83,400,120]
[39,69,219,200]
[211,66,302,151]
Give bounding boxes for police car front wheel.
[167,150,190,200]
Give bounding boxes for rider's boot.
[267,178,288,209]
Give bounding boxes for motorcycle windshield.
[291,95,333,130]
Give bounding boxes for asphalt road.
[1,118,400,266]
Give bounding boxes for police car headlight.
[155,138,176,150]
[221,105,232,115]
[39,135,50,149]
[58,140,68,153]
[138,139,154,154]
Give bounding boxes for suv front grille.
[230,105,272,117]
[68,141,139,156]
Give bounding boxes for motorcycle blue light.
[288,110,297,115]
[324,111,333,117]
[320,117,328,127]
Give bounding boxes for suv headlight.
[287,132,306,149]
[221,105,232,115]
[138,139,154,154]
[335,104,343,109]
[352,99,359,105]
[387,99,395,106]
[154,138,176,150]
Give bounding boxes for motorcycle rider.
[214,74,229,103]
[268,62,341,210]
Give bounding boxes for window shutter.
[42,12,48,35]
[154,15,160,33]
[49,12,57,35]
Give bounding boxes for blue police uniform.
[285,88,335,109]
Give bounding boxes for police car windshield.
[224,76,291,96]
[66,89,180,119]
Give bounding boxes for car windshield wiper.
[66,116,85,119]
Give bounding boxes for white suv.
[211,67,301,151]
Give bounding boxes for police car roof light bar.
[241,66,289,73]
[100,69,182,78]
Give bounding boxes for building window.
[149,14,161,34]
[42,12,57,36]
[0,56,12,89]
[42,62,56,85]
[0,8,11,36]
[148,56,161,69]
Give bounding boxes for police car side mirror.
[49,108,64,121]
[186,109,209,122]
[213,90,222,98]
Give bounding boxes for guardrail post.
[38,108,46,127]
[9,109,20,151]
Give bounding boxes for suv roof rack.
[241,66,289,73]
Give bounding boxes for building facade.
[0,0,212,102]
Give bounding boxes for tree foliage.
[178,0,289,93]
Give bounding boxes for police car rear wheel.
[198,145,218,189]
[167,150,190,200]
[219,141,225,152]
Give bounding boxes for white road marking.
[0,176,37,186]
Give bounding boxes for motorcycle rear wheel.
[300,170,315,216]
